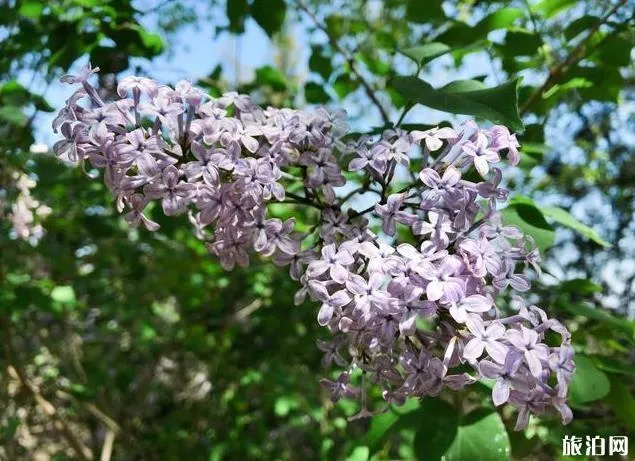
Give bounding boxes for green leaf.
[500,198,555,251]
[569,355,611,406]
[400,42,451,66]
[444,409,511,461]
[605,375,635,431]
[500,30,542,56]
[531,0,579,18]
[412,399,459,461]
[555,302,635,340]
[18,0,43,19]
[304,82,330,104]
[137,29,164,56]
[558,278,602,295]
[392,76,524,132]
[594,35,633,67]
[405,0,445,23]
[255,65,288,91]
[364,399,420,452]
[333,74,358,99]
[51,286,76,304]
[346,446,369,461]
[542,206,611,247]
[473,8,524,36]
[308,45,333,80]
[564,15,600,41]
[251,0,287,37]
[274,396,298,417]
[227,0,249,34]
[0,105,28,126]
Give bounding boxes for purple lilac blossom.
[52,65,574,431]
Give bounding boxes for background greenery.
[0,0,633,459]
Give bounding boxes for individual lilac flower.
[348,141,386,174]
[370,134,411,166]
[374,193,416,236]
[306,243,355,284]
[117,76,159,100]
[138,94,184,126]
[273,248,313,281]
[493,265,531,292]
[345,272,388,318]
[419,166,461,201]
[551,395,573,425]
[220,119,261,153]
[309,282,351,326]
[478,353,523,406]
[184,143,233,184]
[208,232,250,270]
[53,121,86,163]
[506,326,549,377]
[459,236,502,278]
[124,194,160,231]
[449,294,492,323]
[410,126,457,151]
[549,345,575,396]
[421,256,465,304]
[412,211,454,248]
[489,125,520,166]
[320,372,359,402]
[316,338,347,368]
[463,316,508,363]
[462,132,500,177]
[509,389,549,431]
[476,167,508,203]
[143,165,192,216]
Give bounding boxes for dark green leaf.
[364,399,420,452]
[473,8,524,36]
[569,355,611,406]
[500,30,542,56]
[405,0,445,23]
[400,42,451,66]
[0,105,28,126]
[227,0,249,34]
[531,0,578,18]
[542,206,611,247]
[308,46,333,80]
[501,197,555,251]
[594,35,632,67]
[412,399,459,461]
[304,82,330,104]
[444,409,511,461]
[392,76,524,131]
[333,74,358,99]
[255,65,288,91]
[555,302,635,340]
[564,15,600,41]
[251,0,287,37]
[605,375,635,431]
[558,278,602,295]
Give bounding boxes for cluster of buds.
[52,64,574,430]
[1,170,51,246]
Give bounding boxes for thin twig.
[295,0,390,125]
[520,0,628,114]
[2,319,93,461]
[100,430,115,461]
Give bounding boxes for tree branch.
[295,0,391,125]
[2,319,93,461]
[520,0,628,115]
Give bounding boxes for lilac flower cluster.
[52,65,574,430]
